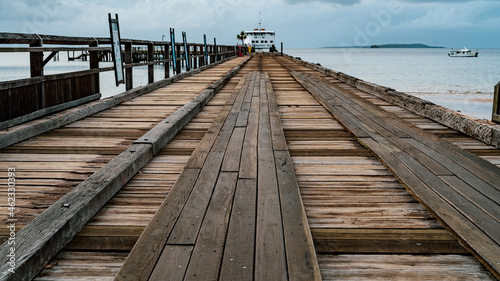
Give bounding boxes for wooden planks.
[116,67,320,280]
[289,69,500,279]
[33,62,248,281]
[318,254,495,280]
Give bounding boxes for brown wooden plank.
[115,168,201,281]
[274,150,321,281]
[318,254,496,280]
[312,228,468,254]
[167,151,224,244]
[185,107,231,169]
[219,179,257,281]
[183,172,237,280]
[239,96,260,179]
[221,127,246,172]
[255,76,287,280]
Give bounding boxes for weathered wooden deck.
[1,54,499,280]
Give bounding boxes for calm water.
[286,48,500,120]
[1,48,499,119]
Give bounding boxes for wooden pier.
[1,52,499,280]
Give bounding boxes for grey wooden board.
[149,245,194,281]
[219,179,257,281]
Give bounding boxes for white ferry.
[448,47,478,57]
[243,20,276,52]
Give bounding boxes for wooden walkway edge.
[290,70,500,279]
[0,56,252,281]
[115,71,321,281]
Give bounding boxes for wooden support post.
[89,41,100,94]
[30,40,43,77]
[176,44,181,74]
[281,42,283,56]
[214,38,218,62]
[190,45,194,69]
[182,32,190,71]
[493,82,500,123]
[124,41,133,90]
[30,39,45,110]
[203,34,208,66]
[164,44,170,79]
[148,43,154,84]
[200,45,205,66]
[193,45,198,69]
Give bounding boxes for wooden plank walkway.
[115,70,321,281]
[1,53,499,280]
[31,64,243,281]
[0,57,250,281]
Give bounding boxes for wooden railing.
[0,32,237,124]
[493,82,500,124]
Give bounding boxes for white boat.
[448,47,478,57]
[243,19,276,52]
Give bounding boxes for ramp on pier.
[1,54,499,280]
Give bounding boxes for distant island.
[323,43,445,49]
[369,43,445,48]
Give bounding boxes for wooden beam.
[148,43,154,84]
[493,82,500,124]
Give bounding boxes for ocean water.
[285,48,500,120]
[1,49,499,120]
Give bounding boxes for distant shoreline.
[322,43,445,49]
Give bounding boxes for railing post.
[30,39,43,77]
[493,82,500,123]
[148,43,154,84]
[164,44,170,78]
[193,45,198,69]
[203,34,208,66]
[30,37,44,110]
[175,44,181,74]
[170,28,178,74]
[213,38,218,62]
[89,41,100,93]
[124,41,133,90]
[210,46,214,64]
[182,32,190,71]
[281,42,283,56]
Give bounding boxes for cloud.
[0,0,498,48]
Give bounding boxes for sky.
[0,0,499,48]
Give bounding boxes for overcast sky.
[1,0,499,48]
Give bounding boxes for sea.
[1,48,499,120]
